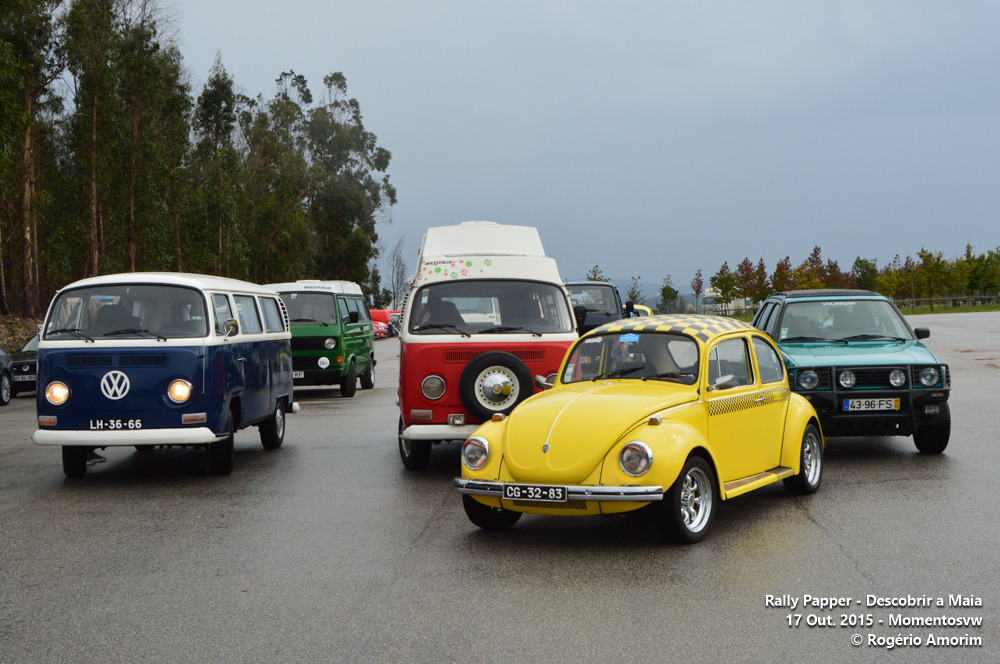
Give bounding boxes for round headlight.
[45,381,70,406]
[421,375,445,400]
[839,370,856,388]
[889,369,907,387]
[324,338,336,350]
[619,441,652,477]
[919,367,939,387]
[798,370,819,390]
[462,436,489,470]
[167,379,193,404]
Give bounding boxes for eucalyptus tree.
[305,72,396,284]
[237,71,313,283]
[63,0,125,278]
[2,0,63,315]
[190,54,242,276]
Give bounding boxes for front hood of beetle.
[501,381,696,484]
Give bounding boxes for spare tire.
[459,351,534,422]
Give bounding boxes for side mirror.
[914,327,930,339]
[534,373,556,390]
[624,301,635,317]
[573,304,587,329]
[349,310,360,324]
[224,318,239,338]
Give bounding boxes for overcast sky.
[167,1,999,296]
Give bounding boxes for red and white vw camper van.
[397,221,577,469]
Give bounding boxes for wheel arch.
[780,393,824,469]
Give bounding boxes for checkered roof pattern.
[595,314,755,343]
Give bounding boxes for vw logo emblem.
[100,370,131,400]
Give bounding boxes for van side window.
[355,300,371,322]
[213,294,234,335]
[338,297,351,325]
[234,295,263,334]
[260,297,285,333]
[343,297,361,324]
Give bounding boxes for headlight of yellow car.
[461,436,490,470]
[45,381,70,405]
[619,441,653,476]
[167,379,193,404]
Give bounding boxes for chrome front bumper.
[453,478,664,502]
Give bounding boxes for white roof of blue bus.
[418,221,546,259]
[264,280,363,295]
[56,272,280,295]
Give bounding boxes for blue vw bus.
[32,273,297,477]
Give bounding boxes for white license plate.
[502,484,567,502]
[843,398,900,411]
[88,418,143,430]
[293,371,304,378]
[14,375,35,381]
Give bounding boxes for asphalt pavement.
[1,314,997,663]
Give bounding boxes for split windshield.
[408,280,573,335]
[44,284,209,340]
[562,331,699,385]
[777,299,913,342]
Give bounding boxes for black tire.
[458,351,533,422]
[783,423,823,495]
[0,371,11,406]
[462,494,522,530]
[398,415,431,470]
[359,357,375,390]
[340,361,357,398]
[259,399,286,449]
[913,402,950,454]
[62,446,87,478]
[209,411,235,475]
[655,455,716,543]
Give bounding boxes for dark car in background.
[566,281,633,333]
[752,289,951,453]
[11,335,38,398]
[0,344,11,406]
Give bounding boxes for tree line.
[694,244,1000,312]
[1,0,396,318]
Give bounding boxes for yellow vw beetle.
[453,314,824,542]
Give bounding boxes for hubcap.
[680,466,712,533]
[802,431,821,485]
[275,406,285,438]
[475,367,518,410]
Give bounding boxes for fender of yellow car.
[597,417,717,515]
[779,392,824,469]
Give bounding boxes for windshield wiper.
[479,325,541,337]
[592,366,643,381]
[581,307,614,315]
[103,328,167,341]
[291,318,329,326]
[781,335,845,343]
[414,323,471,337]
[47,327,94,342]
[839,334,906,342]
[644,371,695,383]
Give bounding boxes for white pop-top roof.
[418,221,546,259]
[265,279,363,295]
[411,222,563,287]
[56,272,281,296]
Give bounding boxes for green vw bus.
[265,281,375,397]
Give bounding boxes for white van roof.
[265,280,363,295]
[56,272,280,296]
[418,221,546,259]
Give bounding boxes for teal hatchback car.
[752,290,950,453]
